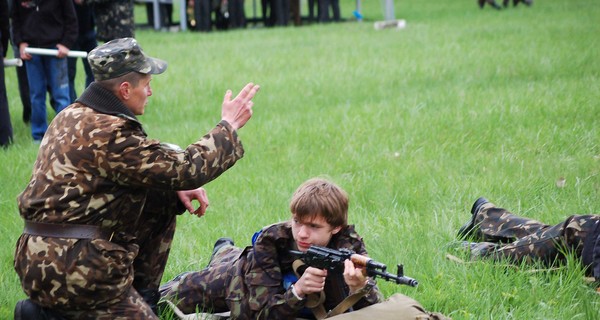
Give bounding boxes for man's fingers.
[234,83,260,103]
[199,201,208,215]
[184,202,195,213]
[234,83,254,100]
[222,89,232,104]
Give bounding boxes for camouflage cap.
[88,38,167,81]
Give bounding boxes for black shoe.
[14,299,65,320]
[457,197,489,240]
[207,237,234,266]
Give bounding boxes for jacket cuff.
[285,287,306,310]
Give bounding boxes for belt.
[23,220,112,240]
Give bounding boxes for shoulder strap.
[293,259,328,319]
[325,279,375,318]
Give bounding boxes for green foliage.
[1,0,599,318]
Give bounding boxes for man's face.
[291,213,342,252]
[124,75,153,115]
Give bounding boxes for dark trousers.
[68,30,98,102]
[272,0,290,26]
[228,0,246,28]
[1,41,13,146]
[318,0,340,22]
[145,3,173,28]
[194,0,213,31]
[11,41,32,122]
[262,0,289,26]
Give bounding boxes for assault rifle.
[290,245,418,287]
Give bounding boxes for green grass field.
[1,0,599,318]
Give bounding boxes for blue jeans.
[25,54,70,141]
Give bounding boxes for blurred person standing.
[68,0,98,102]
[11,0,78,142]
[7,0,31,123]
[318,0,341,22]
[85,0,135,42]
[1,0,13,147]
[146,1,173,29]
[227,0,246,29]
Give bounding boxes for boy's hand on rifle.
[343,259,368,294]
[294,267,327,297]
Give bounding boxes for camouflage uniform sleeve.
[104,119,244,190]
[246,223,308,319]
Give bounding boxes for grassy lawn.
[1,0,599,318]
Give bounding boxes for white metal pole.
[3,58,23,67]
[24,47,88,58]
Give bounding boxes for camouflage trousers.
[159,244,244,315]
[14,208,177,319]
[469,202,600,267]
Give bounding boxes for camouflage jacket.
[15,82,244,308]
[84,0,134,42]
[228,222,383,319]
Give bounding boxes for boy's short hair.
[289,178,348,228]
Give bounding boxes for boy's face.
[291,213,342,252]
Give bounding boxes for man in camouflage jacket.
[457,197,600,283]
[13,37,260,319]
[161,178,446,319]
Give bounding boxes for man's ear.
[118,81,131,100]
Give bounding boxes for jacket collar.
[76,82,139,123]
